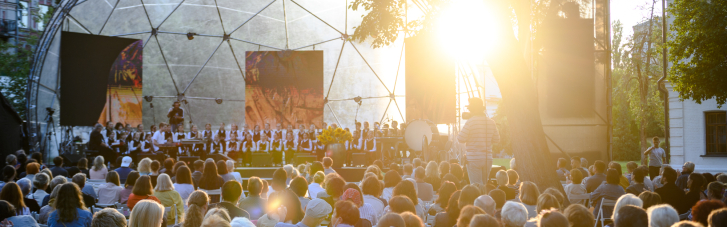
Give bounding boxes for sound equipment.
[61,153,84,165]
[207,154,229,162]
[404,119,438,152]
[251,153,272,167]
[178,156,200,165]
[296,154,317,165]
[138,152,163,162]
[351,153,367,167]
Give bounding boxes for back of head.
[606,168,620,184]
[385,170,402,188]
[361,176,382,197]
[76,158,87,169]
[519,181,540,205]
[222,180,242,203]
[56,183,85,223]
[322,157,332,168]
[132,175,153,196]
[125,171,140,188]
[204,207,232,224]
[150,160,160,173]
[247,177,263,196]
[289,176,308,197]
[72,173,87,188]
[415,167,425,180]
[663,167,678,184]
[458,185,481,209]
[400,211,423,227]
[2,166,15,182]
[594,160,606,173]
[335,200,360,225]
[691,200,727,226]
[313,171,325,184]
[537,210,569,227]
[474,195,496,215]
[53,156,63,167]
[378,213,406,227]
[325,175,346,197]
[272,167,287,189]
[129,200,164,227]
[442,173,460,189]
[193,160,204,171]
[613,194,643,220]
[537,193,561,212]
[184,190,209,227]
[230,217,255,227]
[201,211,231,227]
[496,170,509,186]
[707,182,726,200]
[638,191,661,210]
[646,204,679,227]
[413,158,422,168]
[91,208,127,227]
[488,189,506,209]
[614,205,647,227]
[217,160,229,175]
[564,204,594,227]
[394,180,419,205]
[0,200,15,223]
[457,205,485,227]
[469,214,500,227]
[501,201,528,227]
[670,221,704,227]
[403,164,413,175]
[507,169,519,185]
[709,208,727,227]
[543,188,565,206]
[33,172,50,189]
[389,195,416,214]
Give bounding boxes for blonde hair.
[425,161,439,179]
[153,173,175,192]
[201,211,231,227]
[128,200,164,227]
[496,170,509,186]
[519,181,540,205]
[313,171,325,184]
[182,190,209,227]
[138,158,152,174]
[93,156,106,171]
[284,164,299,178]
[225,160,235,173]
[611,194,643,220]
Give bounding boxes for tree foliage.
[667,0,727,106]
[492,101,512,156]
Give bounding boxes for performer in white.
[209,134,226,154]
[271,134,283,166]
[284,131,297,165]
[229,124,242,142]
[257,134,271,153]
[216,122,228,141]
[241,134,256,166]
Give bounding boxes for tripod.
[42,107,59,163]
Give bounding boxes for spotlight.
[215,98,223,104]
[144,96,153,102]
[186,32,196,40]
[354,96,362,105]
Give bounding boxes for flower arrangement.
[317,127,352,145]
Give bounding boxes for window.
[705,111,727,154]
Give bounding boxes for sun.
[437,0,500,63]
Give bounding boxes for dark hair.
[2,166,15,182]
[688,173,706,192]
[710,208,727,227]
[171,162,186,175]
[663,167,678,183]
[447,191,462,220]
[393,180,419,205]
[248,177,263,196]
[557,158,567,168]
[414,167,425,180]
[538,210,570,227]
[633,166,646,183]
[199,160,220,187]
[691,200,727,226]
[325,176,346,197]
[404,164,413,174]
[0,200,16,222]
[457,205,485,227]
[609,162,623,175]
[335,200,360,225]
[55,183,86,223]
[125,171,140,188]
[164,158,174,172]
[564,204,595,227]
[289,176,308,197]
[571,168,584,184]
[703,173,716,185]
[373,160,384,170]
[151,160,160,172]
[322,157,333,168]
[638,191,661,210]
[389,195,416,214]
[175,166,193,185]
[614,205,648,227]
[309,162,324,176]
[77,158,88,169]
[216,160,228,175]
[488,189,506,209]
[193,160,204,170]
[443,173,460,190]
[132,175,153,196]
[537,193,561,212]
[439,161,450,178]
[458,185,481,208]
[384,170,402,188]
[31,152,43,165]
[361,176,382,197]
[436,181,457,209]
[594,160,606,173]
[450,164,463,180]
[53,156,63,166]
[269,189,303,223]
[0,183,25,215]
[272,168,287,190]
[221,180,242,202]
[543,188,565,206]
[606,169,620,184]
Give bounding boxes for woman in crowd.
[378,213,406,227]
[360,176,386,214]
[342,185,379,225]
[684,173,707,211]
[89,156,108,180]
[1,166,15,189]
[128,200,164,227]
[388,195,417,215]
[217,160,235,183]
[178,190,208,227]
[173,166,196,203]
[170,161,186,182]
[31,173,50,206]
[0,182,29,215]
[439,161,450,179]
[457,205,485,227]
[564,168,587,205]
[120,171,140,204]
[609,162,630,190]
[707,181,725,201]
[495,170,516,200]
[127,175,161,210]
[626,167,649,195]
[308,171,325,200]
[563,204,594,227]
[0,200,38,226]
[198,159,224,190]
[47,183,93,227]
[518,181,540,219]
[97,171,124,204]
[137,158,153,176]
[38,185,62,224]
[442,174,460,190]
[268,189,304,225]
[646,204,679,227]
[434,191,461,227]
[639,191,662,210]
[590,169,626,217]
[393,180,426,219]
[161,158,174,175]
[429,181,456,215]
[153,174,184,224]
[226,160,243,184]
[425,161,441,192]
[690,200,726,226]
[150,160,161,177]
[23,162,39,182]
[383,170,402,201]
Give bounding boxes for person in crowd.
[31,173,50,206]
[388,195,417,215]
[424,161,441,192]
[127,175,161,210]
[402,164,413,180]
[114,156,134,184]
[469,214,500,227]
[238,176,266,220]
[691,200,726,226]
[172,166,195,204]
[706,181,725,201]
[23,162,40,182]
[457,98,500,185]
[644,137,666,180]
[0,182,30,215]
[685,173,708,212]
[47,183,93,227]
[518,181,540,219]
[150,160,161,177]
[283,131,297,165]
[0,200,39,226]
[459,185,481,210]
[612,194,643,224]
[226,160,243,184]
[590,168,626,216]
[341,185,379,225]
[400,212,424,227]
[654,167,687,214]
[169,161,186,182]
[322,157,336,176]
[537,209,569,227]
[77,158,90,179]
[670,221,704,227]
[709,208,727,227]
[39,185,62,224]
[41,176,67,207]
[361,176,386,215]
[450,163,465,186]
[50,157,69,178]
[72,173,97,208]
[308,171,325,200]
[489,189,506,213]
[564,204,594,227]
[153,174,184,224]
[276,198,332,227]
[191,160,204,185]
[646,204,679,227]
[128,200,164,227]
[625,161,638,182]
[393,179,426,219]
[137,158,152,176]
[268,168,288,197]
[320,174,346,208]
[97,171,124,204]
[439,161,451,179]
[609,162,630,190]
[264,189,303,225]
[493,170,514,200]
[332,200,361,227]
[434,191,461,227]
[543,188,565,207]
[501,201,528,227]
[651,166,667,190]
[199,159,224,190]
[210,180,249,219]
[457,205,485,227]
[378,213,406,227]
[564,168,587,205]
[677,162,696,191]
[634,166,655,191]
[15,178,40,213]
[429,181,456,215]
[585,161,607,193]
[90,156,108,180]
[217,160,235,183]
[201,209,231,227]
[626,167,649,195]
[414,167,435,201]
[1,166,15,189]
[289,176,310,211]
[15,153,28,179]
[161,158,174,175]
[90,208,127,227]
[383,170,402,201]
[178,190,208,227]
[120,171,139,204]
[556,158,570,181]
[614,205,648,227]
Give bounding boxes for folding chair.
[165,204,178,225]
[594,198,617,227]
[568,193,591,207]
[201,188,222,204]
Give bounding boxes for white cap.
[120,156,132,167]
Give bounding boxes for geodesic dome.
[28,0,415,154]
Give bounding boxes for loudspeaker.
[61,153,84,166]
[296,154,317,165]
[207,154,228,162]
[351,153,367,167]
[251,153,272,167]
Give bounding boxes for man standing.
[644,137,666,180]
[457,98,500,185]
[167,101,184,132]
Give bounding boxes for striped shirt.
[457,115,500,162]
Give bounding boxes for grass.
[492,158,640,175]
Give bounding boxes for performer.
[152,123,173,160]
[346,128,357,167]
[273,123,283,140]
[227,135,241,162]
[229,124,242,142]
[102,122,116,145]
[137,134,155,164]
[263,123,272,139]
[113,131,129,154]
[297,124,307,141]
[209,134,226,155]
[252,125,261,142]
[242,124,251,139]
[187,124,204,155]
[298,133,313,153]
[257,134,270,153]
[149,124,157,138]
[284,131,297,165]
[313,132,325,161]
[216,123,228,141]
[362,121,370,139]
[89,123,117,165]
[241,134,256,166]
[284,124,294,141]
[271,134,283,166]
[167,101,185,132]
[457,97,500,185]
[391,121,400,136]
[364,131,377,165]
[127,132,142,162]
[174,124,187,156]
[308,124,317,142]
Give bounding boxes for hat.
[466,97,485,110]
[342,188,362,207]
[305,199,332,219]
[120,156,132,167]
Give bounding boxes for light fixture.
[215,98,223,104]
[354,96,362,105]
[144,96,153,102]
[187,32,196,40]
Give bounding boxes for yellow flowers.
[317,126,353,145]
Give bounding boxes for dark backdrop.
[60,32,138,126]
[0,91,23,154]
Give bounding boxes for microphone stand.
[354,100,362,124]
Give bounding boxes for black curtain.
[0,91,23,155]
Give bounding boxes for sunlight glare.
[438,0,500,63]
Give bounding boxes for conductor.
[167,101,185,132]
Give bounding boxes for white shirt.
[648,147,665,167]
[173,183,195,203]
[152,131,168,151]
[308,183,324,200]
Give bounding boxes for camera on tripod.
[46,107,55,115]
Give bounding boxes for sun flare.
[437,0,500,63]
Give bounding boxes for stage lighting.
[187,32,196,40]
[215,98,223,104]
[144,96,153,102]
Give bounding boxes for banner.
[98,40,144,126]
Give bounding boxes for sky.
[610,0,667,47]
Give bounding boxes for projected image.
[98,40,144,126]
[245,51,324,129]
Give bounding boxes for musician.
[273,123,283,140]
[241,134,256,166]
[284,131,297,165]
[137,134,154,164]
[284,124,294,141]
[364,131,377,165]
[187,124,204,154]
[391,121,400,136]
[263,123,272,139]
[124,124,134,142]
[314,132,325,161]
[102,122,116,144]
[152,123,171,155]
[362,121,370,139]
[382,124,390,137]
[127,132,142,161]
[89,123,117,165]
[252,125,261,142]
[227,135,241,161]
[298,133,313,153]
[257,134,270,153]
[345,128,356,167]
[271,134,283,166]
[308,124,317,142]
[228,124,242,142]
[209,134,226,155]
[167,101,185,132]
[149,124,157,138]
[242,124,251,139]
[297,124,307,141]
[216,123,228,141]
[174,124,187,156]
[113,131,129,154]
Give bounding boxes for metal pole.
[657,0,670,163]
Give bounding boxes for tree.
[349,0,567,195]
[491,101,512,156]
[667,0,727,106]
